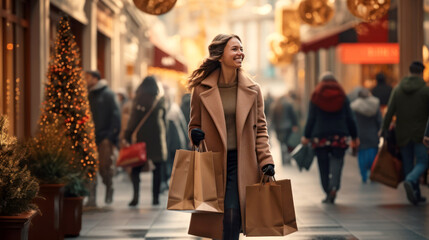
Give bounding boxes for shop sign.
[338,43,399,64]
[97,8,113,38]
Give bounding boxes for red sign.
[338,43,399,64]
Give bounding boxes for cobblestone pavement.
[67,137,429,240]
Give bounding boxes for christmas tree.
[39,16,97,181]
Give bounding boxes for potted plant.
[25,122,72,240]
[62,173,88,237]
[0,115,39,240]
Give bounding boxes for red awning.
[152,46,187,73]
[300,33,339,53]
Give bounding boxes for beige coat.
[188,69,274,238]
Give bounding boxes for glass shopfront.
[0,0,30,137]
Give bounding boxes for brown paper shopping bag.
[167,141,223,213]
[194,150,222,212]
[275,179,298,235]
[370,141,403,188]
[245,178,284,236]
[167,149,195,210]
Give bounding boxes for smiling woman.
[184,34,275,240]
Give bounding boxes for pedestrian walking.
[350,88,382,183]
[164,85,188,181]
[124,76,168,206]
[180,93,191,127]
[302,72,359,204]
[371,72,392,113]
[85,70,121,206]
[186,33,275,239]
[383,61,429,205]
[271,94,299,164]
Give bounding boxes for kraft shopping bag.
[167,141,223,213]
[245,177,284,236]
[193,148,223,212]
[167,149,195,210]
[370,141,403,188]
[275,179,298,235]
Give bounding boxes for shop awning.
[300,16,390,53]
[152,46,187,73]
[300,34,339,53]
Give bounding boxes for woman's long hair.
[187,34,242,90]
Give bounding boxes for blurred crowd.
[83,60,428,209]
[263,61,428,205]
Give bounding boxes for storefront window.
[0,0,30,137]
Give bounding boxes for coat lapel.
[236,71,257,145]
[199,70,227,149]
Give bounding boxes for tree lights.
[38,17,98,181]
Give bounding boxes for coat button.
[253,124,257,129]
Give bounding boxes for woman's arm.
[188,87,202,145]
[255,86,274,168]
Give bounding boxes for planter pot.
[0,210,38,240]
[63,196,84,237]
[29,184,65,240]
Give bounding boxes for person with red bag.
[187,34,275,240]
[124,76,168,206]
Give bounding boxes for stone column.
[398,0,423,79]
[30,0,50,134]
[83,0,98,71]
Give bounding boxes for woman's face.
[220,37,244,69]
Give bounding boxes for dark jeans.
[223,150,241,240]
[315,147,346,194]
[400,142,429,195]
[131,162,164,202]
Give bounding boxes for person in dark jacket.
[86,70,121,206]
[124,76,167,206]
[302,72,359,204]
[351,88,382,183]
[383,61,429,205]
[180,93,191,127]
[371,72,392,111]
[164,85,188,180]
[271,94,299,164]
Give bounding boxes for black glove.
[262,164,275,176]
[191,128,205,146]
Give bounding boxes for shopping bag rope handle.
[191,140,208,152]
[259,173,276,185]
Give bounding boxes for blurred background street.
[1,0,429,240]
[69,137,429,240]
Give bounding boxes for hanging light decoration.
[347,0,391,22]
[267,33,295,65]
[276,6,301,55]
[267,2,301,65]
[298,0,335,26]
[133,0,177,15]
